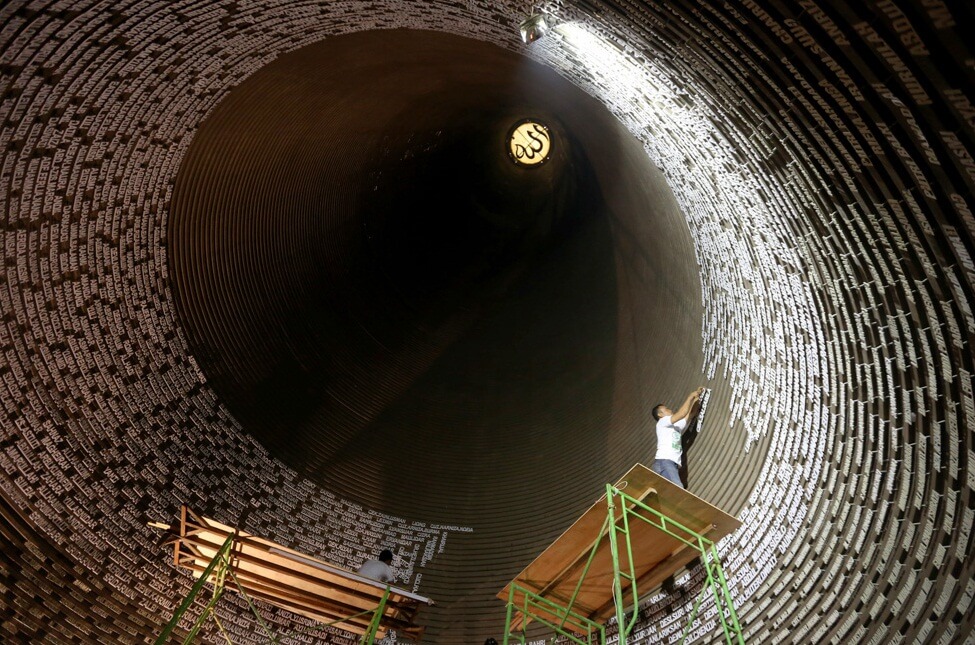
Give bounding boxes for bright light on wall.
[554,22,658,107]
[551,22,690,132]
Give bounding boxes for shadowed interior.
[1,1,973,644]
[167,31,762,635]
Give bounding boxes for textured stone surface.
[1,1,973,643]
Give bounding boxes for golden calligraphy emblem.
[508,120,551,166]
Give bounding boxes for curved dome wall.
[166,28,748,525]
[1,1,973,644]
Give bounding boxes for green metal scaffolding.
[503,482,744,645]
[155,532,391,645]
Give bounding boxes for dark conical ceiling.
[1,1,974,644]
[168,30,755,530]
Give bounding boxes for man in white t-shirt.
[650,387,705,489]
[356,549,395,584]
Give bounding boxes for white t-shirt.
[654,415,687,466]
[357,559,395,583]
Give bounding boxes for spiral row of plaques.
[1,1,973,644]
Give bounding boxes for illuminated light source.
[519,11,549,44]
[507,119,551,166]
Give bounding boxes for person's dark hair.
[484,639,498,645]
[652,404,666,421]
[379,549,394,563]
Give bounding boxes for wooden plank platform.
[498,464,740,628]
[170,506,432,640]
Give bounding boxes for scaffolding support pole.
[156,533,236,645]
[504,582,604,645]
[159,507,432,644]
[159,533,390,645]
[606,485,745,645]
[704,542,743,644]
[501,477,744,645]
[360,586,391,645]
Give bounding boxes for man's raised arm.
[671,387,703,423]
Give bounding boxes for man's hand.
[673,388,701,422]
[681,387,707,423]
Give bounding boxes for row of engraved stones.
[586,1,971,642]
[537,0,973,642]
[0,0,972,641]
[0,0,517,641]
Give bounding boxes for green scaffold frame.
[503,482,744,645]
[155,533,391,645]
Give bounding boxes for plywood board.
[498,464,740,628]
[172,506,431,640]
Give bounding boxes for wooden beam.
[163,505,432,641]
[498,464,740,629]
